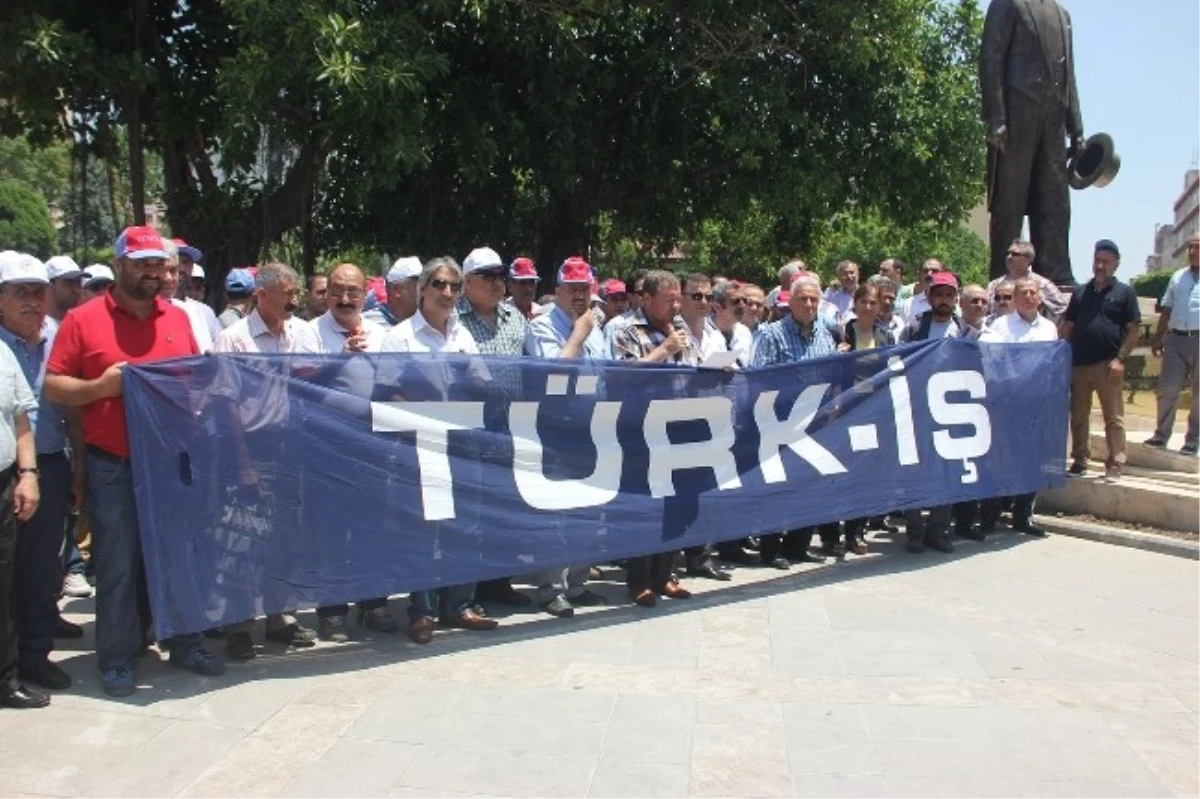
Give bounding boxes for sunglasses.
[429,279,463,292]
[732,297,762,308]
[473,270,506,281]
[690,292,714,303]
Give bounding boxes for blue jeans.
[408,584,476,623]
[87,449,201,672]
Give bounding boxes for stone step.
[1088,431,1198,474]
[1122,463,1200,487]
[1038,468,1199,533]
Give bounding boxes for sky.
[976,0,1200,280]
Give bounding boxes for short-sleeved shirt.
[750,314,838,366]
[685,318,729,362]
[525,304,607,359]
[0,342,38,471]
[213,309,318,354]
[217,305,247,329]
[46,291,199,457]
[1064,279,1141,366]
[979,311,1059,343]
[301,311,385,354]
[1159,267,1200,332]
[455,297,527,356]
[986,271,1068,321]
[613,310,700,365]
[0,318,69,454]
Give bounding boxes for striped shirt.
[751,314,839,366]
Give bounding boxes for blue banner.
[124,339,1069,639]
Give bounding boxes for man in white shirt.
[900,258,945,323]
[711,280,753,366]
[377,257,498,644]
[985,239,1067,322]
[212,262,320,658]
[364,257,421,328]
[1146,232,1200,454]
[160,239,221,352]
[680,273,728,362]
[823,260,860,321]
[976,276,1053,537]
[301,263,385,354]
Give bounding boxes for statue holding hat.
[980,0,1118,287]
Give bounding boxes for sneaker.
[169,647,226,677]
[102,666,136,697]
[1066,462,1087,477]
[318,615,350,643]
[62,573,93,599]
[1144,435,1168,448]
[541,595,574,618]
[1182,442,1198,456]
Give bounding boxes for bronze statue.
[980,0,1082,286]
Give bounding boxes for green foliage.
[1132,268,1176,301]
[0,179,58,257]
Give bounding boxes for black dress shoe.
[686,563,732,581]
[55,617,83,639]
[0,678,50,708]
[791,550,826,564]
[956,525,985,541]
[1013,521,1046,537]
[18,660,72,691]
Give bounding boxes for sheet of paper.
[698,350,738,370]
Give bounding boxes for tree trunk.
[129,0,147,225]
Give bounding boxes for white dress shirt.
[213,309,319,354]
[901,292,930,323]
[379,310,479,354]
[979,310,1059,343]
[303,311,385,354]
[172,298,221,353]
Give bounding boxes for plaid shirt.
[614,310,700,366]
[455,297,527,356]
[751,314,838,366]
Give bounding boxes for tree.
[0,179,58,257]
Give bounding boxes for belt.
[1170,330,1200,337]
[86,445,129,464]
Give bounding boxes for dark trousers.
[16,452,71,667]
[905,505,952,544]
[987,91,1072,284]
[0,468,17,681]
[981,493,1036,527]
[952,501,978,533]
[626,552,675,593]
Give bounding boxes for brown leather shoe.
[660,581,692,600]
[408,617,435,644]
[441,610,499,631]
[630,589,657,607]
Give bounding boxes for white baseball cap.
[0,251,49,285]
[84,264,116,286]
[386,256,422,283]
[462,247,504,275]
[191,264,206,280]
[45,255,84,281]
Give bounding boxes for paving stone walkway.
[2,528,1197,798]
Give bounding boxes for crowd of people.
[0,225,1195,707]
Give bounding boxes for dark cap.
[1094,239,1120,259]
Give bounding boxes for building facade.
[1147,169,1199,272]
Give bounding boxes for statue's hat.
[1069,133,1120,190]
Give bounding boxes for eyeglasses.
[995,293,1013,301]
[328,287,364,300]
[690,292,714,303]
[732,297,762,308]
[473,271,506,282]
[429,279,463,293]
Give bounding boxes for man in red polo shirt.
[45,225,226,698]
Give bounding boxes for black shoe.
[318,615,350,643]
[264,622,317,648]
[0,678,49,709]
[927,536,955,554]
[18,660,72,691]
[718,548,759,566]
[906,537,925,554]
[54,617,83,639]
[1013,520,1046,537]
[567,589,608,607]
[1144,435,1167,448]
[225,632,257,661]
[1066,463,1087,477]
[767,556,791,570]
[979,521,998,535]
[956,525,985,541]
[686,563,732,581]
[791,550,826,564]
[476,582,532,608]
[541,595,575,618]
[358,607,400,633]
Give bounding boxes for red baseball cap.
[600,278,627,298]
[776,290,791,306]
[509,257,538,281]
[557,256,594,284]
[929,271,959,290]
[116,226,168,260]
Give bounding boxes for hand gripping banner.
[123,339,1070,639]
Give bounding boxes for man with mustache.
[212,262,320,659]
[46,226,225,697]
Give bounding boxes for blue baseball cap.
[225,268,256,293]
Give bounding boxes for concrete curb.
[1034,515,1199,560]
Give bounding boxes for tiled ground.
[2,527,1196,798]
